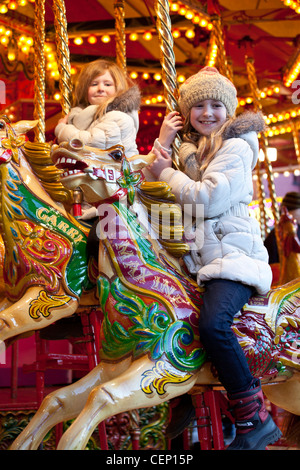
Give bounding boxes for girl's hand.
[57,114,69,125]
[147,148,173,179]
[158,111,184,149]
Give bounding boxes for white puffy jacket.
[54,85,140,158]
[157,112,272,295]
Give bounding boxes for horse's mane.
[137,181,190,258]
[23,143,190,258]
[23,141,73,206]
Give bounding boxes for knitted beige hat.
[178,66,238,117]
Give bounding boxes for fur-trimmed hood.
[224,111,265,170]
[223,111,265,140]
[106,84,141,114]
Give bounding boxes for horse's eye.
[109,149,123,161]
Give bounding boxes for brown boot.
[227,381,282,450]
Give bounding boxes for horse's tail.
[284,413,300,448]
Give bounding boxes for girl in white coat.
[148,67,281,450]
[55,59,140,220]
[55,59,140,157]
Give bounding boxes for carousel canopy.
[0,0,299,169]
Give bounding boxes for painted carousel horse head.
[0,118,97,342]
[10,139,300,450]
[51,138,155,203]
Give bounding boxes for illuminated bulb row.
[238,85,280,107]
[264,107,300,125]
[73,34,111,45]
[129,70,186,83]
[45,43,60,81]
[169,1,213,30]
[132,71,157,80]
[73,27,198,46]
[281,0,300,14]
[130,29,200,41]
[253,168,300,180]
[206,42,218,67]
[0,0,34,13]
[73,31,154,45]
[284,48,300,86]
[143,95,165,105]
[265,124,294,137]
[172,28,196,39]
[72,1,214,46]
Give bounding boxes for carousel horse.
[278,206,300,286]
[0,118,98,344]
[10,134,300,450]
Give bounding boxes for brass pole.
[53,0,72,116]
[292,121,300,165]
[33,0,45,143]
[211,16,232,80]
[154,0,180,167]
[114,0,127,73]
[245,56,280,240]
[255,164,267,240]
[52,0,81,211]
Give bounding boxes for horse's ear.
[127,152,156,171]
[11,120,39,135]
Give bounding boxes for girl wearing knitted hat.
[148,67,281,450]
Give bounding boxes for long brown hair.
[181,113,234,174]
[73,59,134,119]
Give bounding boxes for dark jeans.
[199,278,255,395]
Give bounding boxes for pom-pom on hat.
[281,192,300,211]
[178,66,238,118]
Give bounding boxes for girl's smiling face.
[190,99,227,136]
[87,70,116,105]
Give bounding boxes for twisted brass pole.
[246,56,280,241]
[255,164,267,240]
[292,121,300,165]
[154,0,180,167]
[211,16,232,80]
[53,0,72,116]
[246,57,269,237]
[33,0,45,143]
[114,0,127,73]
[53,0,82,212]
